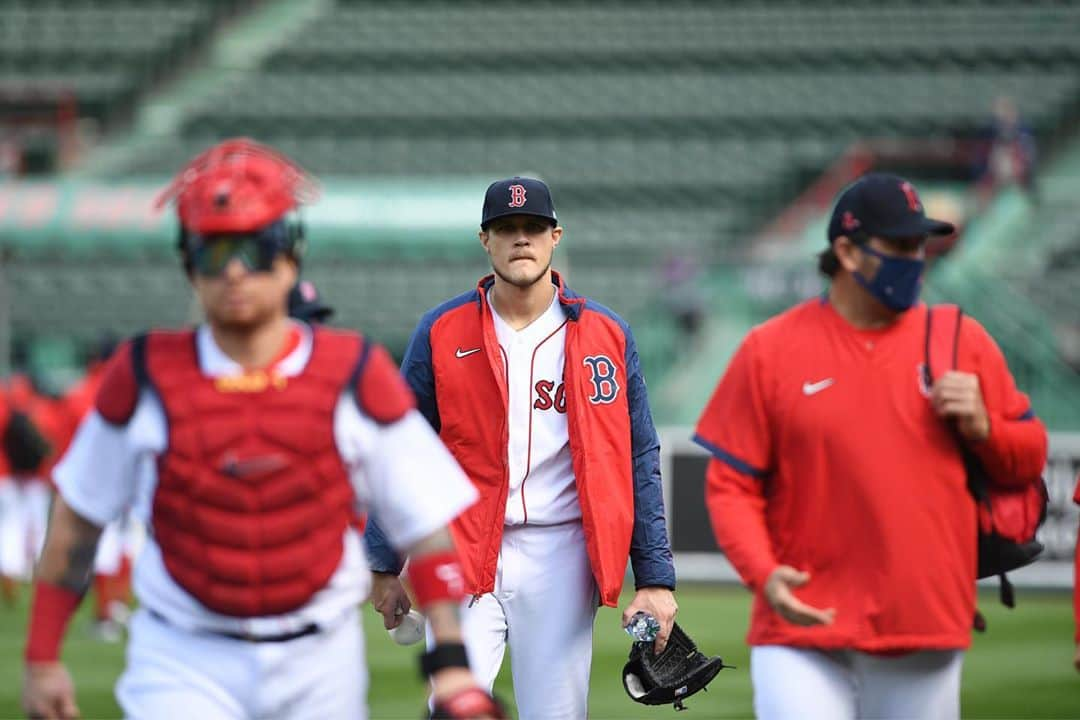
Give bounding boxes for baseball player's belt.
[622,622,730,711]
[148,609,320,643]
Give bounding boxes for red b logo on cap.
[899,182,922,212]
[508,184,527,208]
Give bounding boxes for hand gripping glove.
[622,622,729,711]
[431,687,507,719]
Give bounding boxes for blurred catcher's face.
[480,215,562,289]
[192,239,297,331]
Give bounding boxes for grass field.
[1,584,1076,719]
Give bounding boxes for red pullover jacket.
[695,299,1047,651]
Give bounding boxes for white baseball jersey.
[488,289,580,526]
[467,288,598,719]
[54,322,477,637]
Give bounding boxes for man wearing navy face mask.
[822,172,948,313]
[693,173,1047,719]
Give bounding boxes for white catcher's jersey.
[488,290,580,526]
[54,322,477,637]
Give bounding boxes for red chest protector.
[135,328,361,617]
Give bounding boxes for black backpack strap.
[951,307,963,369]
[927,306,1017,608]
[923,306,934,390]
[924,304,964,384]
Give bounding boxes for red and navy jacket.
[365,272,675,606]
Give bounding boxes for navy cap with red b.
[288,279,334,324]
[827,173,955,244]
[481,176,558,230]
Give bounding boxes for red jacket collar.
[474,270,586,320]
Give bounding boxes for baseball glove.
[622,622,728,711]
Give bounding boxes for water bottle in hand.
[624,611,661,643]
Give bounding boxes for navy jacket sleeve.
[624,325,677,590]
[363,515,404,575]
[400,312,440,432]
[361,313,439,575]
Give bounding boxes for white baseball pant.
[751,644,963,720]
[116,607,366,720]
[431,521,598,720]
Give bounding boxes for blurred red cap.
[155,138,319,234]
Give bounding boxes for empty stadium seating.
[269,3,1080,65]
[119,1,1080,266]
[0,2,239,129]
[4,1,1079,411]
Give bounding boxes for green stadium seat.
[19,0,1078,414]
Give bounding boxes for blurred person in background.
[0,395,51,606]
[59,333,140,642]
[0,373,59,607]
[974,96,1037,205]
[659,251,706,349]
[0,395,12,606]
[1074,471,1079,673]
[288,278,335,325]
[60,333,120,426]
[694,173,1047,719]
[22,138,501,720]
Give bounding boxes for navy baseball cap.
[288,279,334,324]
[481,176,558,230]
[827,173,955,244]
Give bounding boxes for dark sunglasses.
[189,234,283,277]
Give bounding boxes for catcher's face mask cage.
[622,622,729,711]
[156,137,317,275]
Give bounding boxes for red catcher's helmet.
[155,138,319,234]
